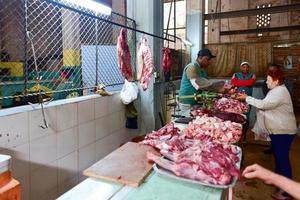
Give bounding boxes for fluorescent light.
[63,0,111,15]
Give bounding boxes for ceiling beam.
[220,25,300,35]
[164,0,184,3]
[204,3,300,20]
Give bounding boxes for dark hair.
[267,67,285,85]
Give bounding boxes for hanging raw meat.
[162,47,172,76]
[137,38,154,90]
[117,28,133,81]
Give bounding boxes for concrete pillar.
[112,0,126,16]
[127,0,164,132]
[186,0,204,61]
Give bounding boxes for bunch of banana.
[26,85,53,97]
[95,84,112,96]
[66,92,79,99]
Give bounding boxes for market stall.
[58,94,248,200]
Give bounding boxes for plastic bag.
[120,80,138,105]
[252,110,271,141]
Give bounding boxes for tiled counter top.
[57,172,226,200]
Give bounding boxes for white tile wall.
[57,103,78,132]
[0,94,139,200]
[30,134,57,171]
[39,186,58,200]
[108,94,123,113]
[78,100,95,124]
[95,133,119,161]
[58,175,79,197]
[79,121,96,148]
[57,127,78,159]
[30,161,58,200]
[1,143,30,179]
[78,143,96,172]
[114,128,134,145]
[95,96,109,119]
[95,116,110,140]
[0,112,29,148]
[29,107,57,141]
[109,112,126,133]
[58,151,78,184]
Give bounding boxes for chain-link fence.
[0,0,136,108]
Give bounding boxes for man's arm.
[186,66,200,90]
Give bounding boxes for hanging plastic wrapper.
[120,79,138,105]
[252,109,271,141]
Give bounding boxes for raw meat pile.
[117,28,133,81]
[162,47,172,76]
[190,108,246,124]
[141,121,241,185]
[141,123,180,149]
[214,97,249,114]
[147,139,240,185]
[137,38,154,90]
[183,116,242,144]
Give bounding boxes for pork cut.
[141,123,180,149]
[191,108,246,124]
[137,38,154,90]
[162,47,172,76]
[147,139,240,185]
[183,115,242,144]
[214,97,249,114]
[117,28,133,81]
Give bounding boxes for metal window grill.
[0,0,136,108]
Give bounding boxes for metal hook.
[26,31,49,129]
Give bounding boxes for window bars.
[0,0,136,108]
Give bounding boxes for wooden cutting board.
[83,142,159,187]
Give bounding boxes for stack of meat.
[214,97,249,114]
[183,116,242,144]
[141,123,181,149]
[190,108,246,124]
[146,138,240,185]
[117,28,133,81]
[141,121,241,186]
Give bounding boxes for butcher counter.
[57,110,238,200]
[57,171,228,200]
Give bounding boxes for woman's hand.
[242,164,274,184]
[236,93,248,101]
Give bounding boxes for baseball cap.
[240,61,250,66]
[197,49,216,59]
